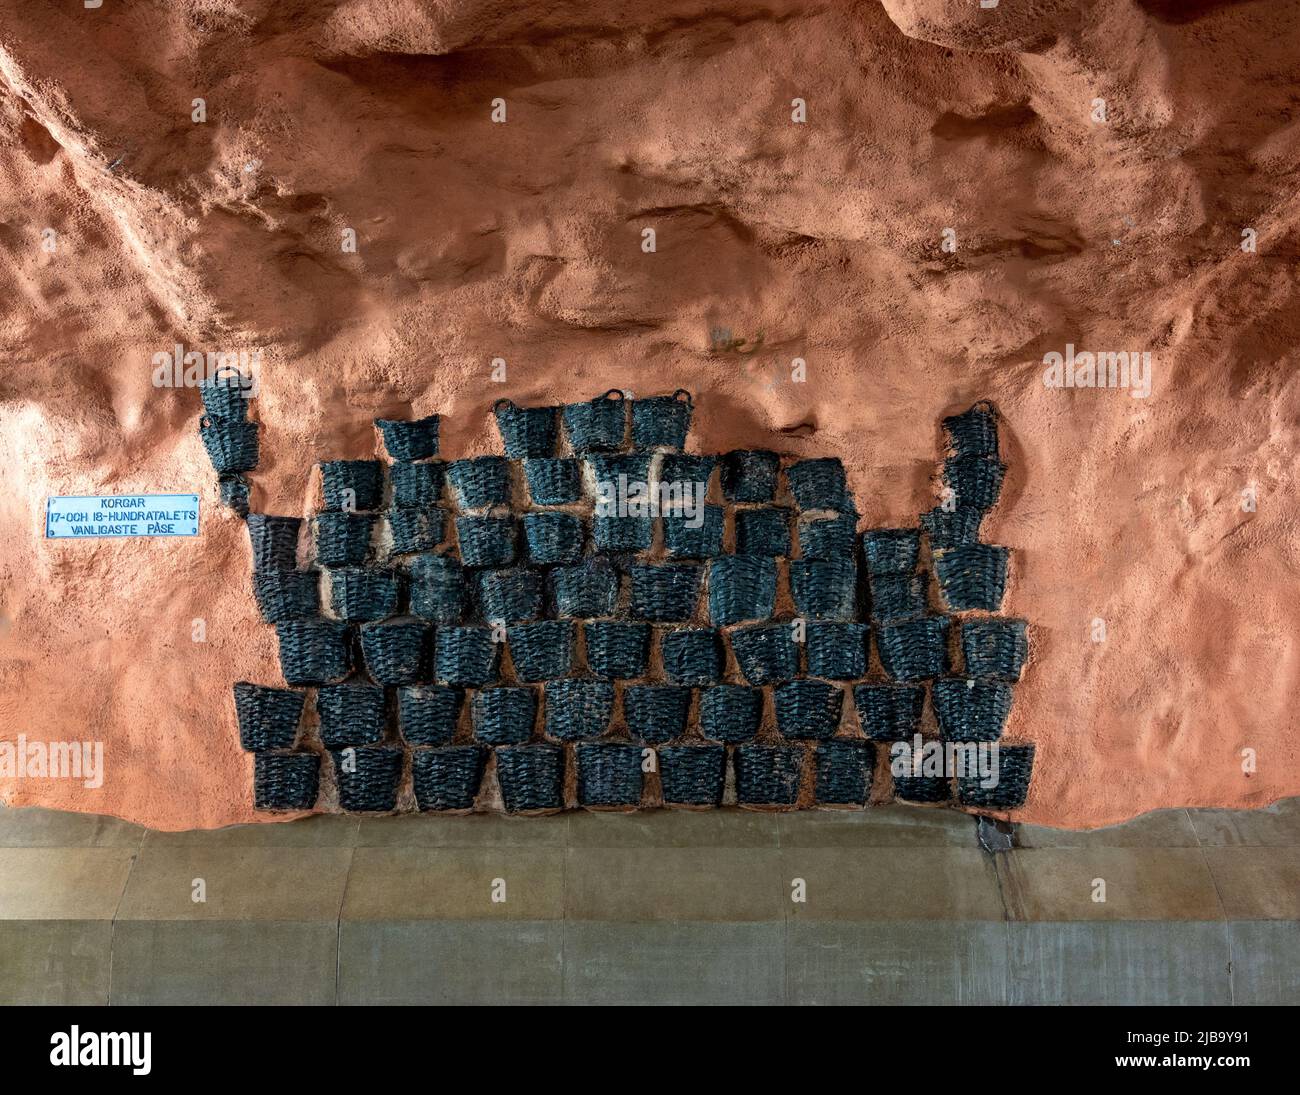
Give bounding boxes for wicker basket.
[721,449,780,503]
[507,620,576,682]
[814,740,874,805]
[773,678,843,740]
[447,457,511,510]
[387,507,445,555]
[233,682,306,752]
[892,773,952,805]
[332,745,404,812]
[934,544,1009,613]
[786,457,851,513]
[932,677,1013,742]
[328,567,400,623]
[474,567,541,624]
[659,627,724,685]
[734,744,804,806]
[805,622,869,680]
[219,474,250,516]
[407,552,465,624]
[957,743,1034,809]
[622,684,691,744]
[628,563,701,621]
[563,390,627,453]
[586,452,652,492]
[919,506,983,549]
[523,457,582,506]
[360,617,432,685]
[252,569,320,623]
[789,558,857,622]
[960,617,1029,681]
[630,389,692,451]
[876,616,950,682]
[868,572,928,625]
[253,752,320,811]
[390,461,445,508]
[319,460,383,512]
[247,514,302,571]
[658,744,726,806]
[735,507,792,557]
[852,683,926,741]
[583,621,650,680]
[576,741,644,807]
[544,678,615,742]
[316,682,387,749]
[455,514,517,568]
[707,556,776,626]
[522,512,583,565]
[495,744,565,812]
[494,399,559,458]
[860,528,921,576]
[660,453,716,496]
[434,626,500,686]
[313,512,376,567]
[411,745,487,811]
[798,514,857,560]
[942,402,999,459]
[942,455,1006,513]
[377,415,440,462]
[471,686,537,745]
[592,514,652,554]
[200,417,259,473]
[661,505,724,559]
[275,619,351,685]
[549,561,619,618]
[197,371,252,421]
[729,624,800,686]
[698,685,762,743]
[396,685,464,746]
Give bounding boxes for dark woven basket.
[920,506,983,549]
[544,678,614,742]
[658,744,726,806]
[798,514,857,560]
[734,744,804,806]
[659,627,724,685]
[730,624,800,686]
[942,455,1006,513]
[860,528,921,576]
[494,399,559,458]
[786,458,851,513]
[234,682,305,752]
[455,514,517,568]
[662,505,724,559]
[377,415,440,462]
[630,389,692,451]
[407,552,465,624]
[360,617,432,685]
[507,620,576,682]
[275,619,351,685]
[252,569,320,623]
[523,458,582,505]
[319,460,383,512]
[814,740,875,805]
[472,686,537,746]
[447,457,511,510]
[313,512,376,567]
[253,752,320,811]
[396,685,464,746]
[434,626,499,686]
[960,618,1029,681]
[328,567,400,622]
[853,683,926,741]
[387,507,445,555]
[200,418,259,473]
[316,682,387,749]
[957,743,1034,809]
[735,507,792,557]
[522,512,583,565]
[197,371,252,420]
[247,514,302,571]
[773,678,843,740]
[660,453,716,497]
[390,461,445,508]
[876,616,950,682]
[587,452,652,497]
[789,558,857,621]
[893,773,952,805]
[805,622,869,680]
[942,402,999,459]
[628,563,701,621]
[592,514,652,554]
[495,744,564,812]
[622,684,691,744]
[576,741,644,807]
[721,449,780,503]
[932,677,1013,742]
[563,390,626,453]
[583,621,650,680]
[707,556,776,626]
[934,545,1009,613]
[332,745,404,812]
[411,745,487,811]
[474,567,541,624]
[868,572,928,625]
[698,685,762,743]
[549,561,618,618]
[219,474,250,516]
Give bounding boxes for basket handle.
[673,389,693,406]
[493,398,516,413]
[600,389,625,402]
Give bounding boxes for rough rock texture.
[0,0,1296,829]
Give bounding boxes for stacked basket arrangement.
[228,388,1034,815]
